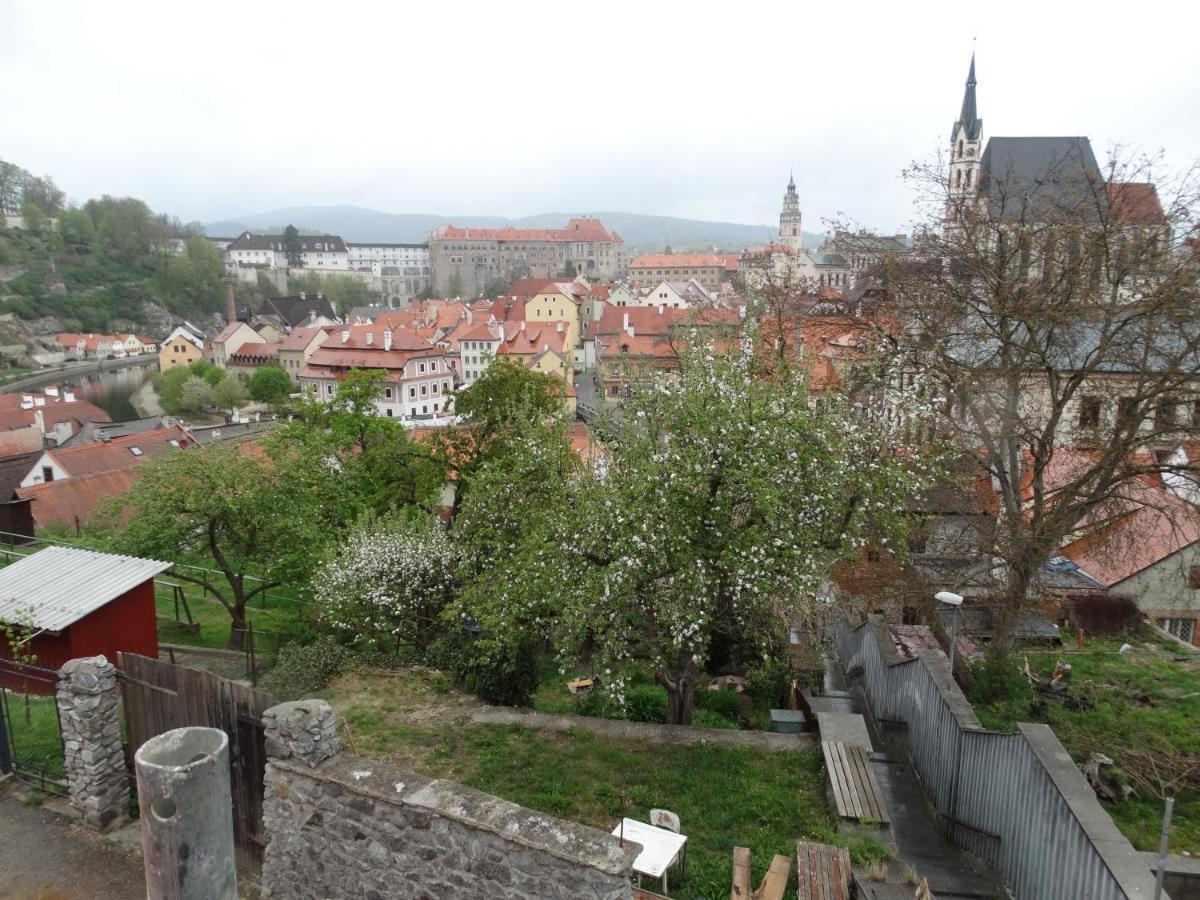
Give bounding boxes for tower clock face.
[967,147,976,157]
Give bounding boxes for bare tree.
[880,146,1200,647]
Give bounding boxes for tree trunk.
[994,561,1034,654]
[656,652,700,726]
[227,602,247,650]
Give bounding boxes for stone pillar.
[262,700,342,766]
[56,656,128,830]
[135,726,237,900]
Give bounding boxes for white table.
[611,817,688,893]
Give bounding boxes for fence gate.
[0,659,68,795]
[119,653,271,875]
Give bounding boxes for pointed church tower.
[779,172,803,250]
[949,54,983,199]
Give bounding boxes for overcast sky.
[3,0,1198,233]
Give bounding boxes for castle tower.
[779,173,803,250]
[949,54,983,200]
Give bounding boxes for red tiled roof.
[0,428,42,456]
[47,425,192,478]
[497,322,570,357]
[1107,183,1168,226]
[510,278,560,298]
[432,218,621,243]
[228,343,280,364]
[276,326,325,352]
[0,399,112,433]
[18,468,144,529]
[213,322,245,344]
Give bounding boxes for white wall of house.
[20,452,69,487]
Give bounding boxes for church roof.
[979,136,1105,222]
[951,53,982,143]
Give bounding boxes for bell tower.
[949,54,983,200]
[779,173,803,250]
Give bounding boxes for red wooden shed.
[0,546,171,687]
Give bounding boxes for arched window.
[957,140,963,159]
[965,170,972,188]
[954,170,962,188]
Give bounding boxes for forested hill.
[0,158,227,334]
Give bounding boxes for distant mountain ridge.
[204,205,825,251]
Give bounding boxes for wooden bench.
[795,841,852,900]
[821,740,890,824]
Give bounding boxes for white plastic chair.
[650,808,680,833]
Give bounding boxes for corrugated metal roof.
[0,546,172,632]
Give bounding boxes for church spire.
[953,53,982,142]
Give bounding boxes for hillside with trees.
[0,157,272,333]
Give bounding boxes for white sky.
[3,0,1198,233]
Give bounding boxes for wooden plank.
[843,742,890,825]
[755,853,791,900]
[796,841,811,900]
[842,744,873,821]
[833,742,864,820]
[821,741,852,819]
[731,846,752,899]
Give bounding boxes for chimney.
[627,323,635,338]
[33,408,44,434]
[341,329,350,344]
[366,331,374,346]
[520,321,526,332]
[556,321,564,333]
[622,312,629,332]
[224,277,236,325]
[658,304,664,315]
[383,329,392,351]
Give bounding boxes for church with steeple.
[949,54,983,200]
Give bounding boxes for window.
[385,388,392,399]
[1190,566,1200,589]
[1158,617,1196,644]
[1078,397,1101,428]
[41,466,53,483]
[385,408,393,417]
[1118,397,1138,423]
[1157,400,1177,429]
[409,387,416,399]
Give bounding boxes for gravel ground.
[0,781,144,900]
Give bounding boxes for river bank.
[130,377,164,417]
[0,355,155,394]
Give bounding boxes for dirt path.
[0,782,144,900]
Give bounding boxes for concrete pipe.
[134,726,237,900]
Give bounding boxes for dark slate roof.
[261,295,339,329]
[951,54,982,143]
[228,232,348,253]
[0,451,40,501]
[979,136,1105,221]
[59,416,173,449]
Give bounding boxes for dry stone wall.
[260,700,637,900]
[56,656,128,830]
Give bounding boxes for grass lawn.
[324,670,844,899]
[2,692,65,783]
[971,635,1200,854]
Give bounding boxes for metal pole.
[0,668,12,774]
[1154,796,1175,900]
[948,605,959,682]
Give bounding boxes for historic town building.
[427,218,625,298]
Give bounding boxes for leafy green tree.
[288,369,445,517]
[58,207,96,245]
[460,344,933,723]
[282,224,304,267]
[213,372,249,416]
[248,365,293,407]
[434,358,566,522]
[179,375,215,413]
[287,271,376,313]
[109,441,331,647]
[20,202,47,235]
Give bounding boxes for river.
[13,361,159,422]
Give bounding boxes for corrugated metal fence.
[836,618,1161,900]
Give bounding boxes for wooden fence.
[120,653,272,875]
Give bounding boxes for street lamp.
[936,591,964,679]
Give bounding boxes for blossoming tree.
[462,340,932,723]
[315,516,456,654]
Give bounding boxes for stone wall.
[260,700,637,900]
[56,656,128,830]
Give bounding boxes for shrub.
[695,687,742,723]
[1067,592,1143,636]
[692,709,739,730]
[746,656,792,710]
[624,684,668,723]
[260,635,355,700]
[428,630,540,707]
[574,689,623,720]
